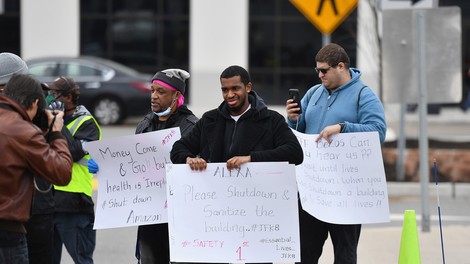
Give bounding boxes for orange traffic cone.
[398,210,421,264]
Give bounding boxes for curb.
[387,182,470,197]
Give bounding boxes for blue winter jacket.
[288,68,387,143]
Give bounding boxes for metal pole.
[396,103,406,181]
[417,11,430,232]
[433,161,446,264]
[322,34,331,46]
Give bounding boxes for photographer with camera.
[1,52,67,264]
[0,73,72,264]
[25,84,71,264]
[44,76,101,264]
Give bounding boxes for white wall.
[189,0,249,117]
[21,0,79,60]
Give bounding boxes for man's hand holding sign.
[294,130,390,224]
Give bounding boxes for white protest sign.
[166,162,300,263]
[293,130,390,224]
[86,128,181,229]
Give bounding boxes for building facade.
[1,0,468,115]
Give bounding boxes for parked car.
[27,56,152,125]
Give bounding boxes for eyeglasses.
[315,66,332,74]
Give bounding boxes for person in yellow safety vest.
[45,76,101,264]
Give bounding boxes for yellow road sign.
[290,0,358,34]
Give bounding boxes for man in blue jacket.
[286,43,387,264]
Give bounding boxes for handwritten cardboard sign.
[166,162,300,263]
[293,130,390,224]
[86,128,181,229]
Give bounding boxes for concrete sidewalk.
[318,182,470,264]
[316,225,470,264]
[72,183,470,264]
[387,182,470,197]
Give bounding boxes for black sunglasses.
[315,66,332,74]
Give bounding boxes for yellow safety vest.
[54,115,102,197]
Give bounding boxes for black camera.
[32,110,49,131]
[32,100,64,131]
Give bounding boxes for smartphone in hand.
[289,88,302,114]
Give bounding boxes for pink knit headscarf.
[152,80,185,108]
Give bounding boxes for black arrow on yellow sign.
[317,0,338,16]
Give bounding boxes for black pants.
[298,208,361,264]
[137,223,170,264]
[25,214,54,264]
[136,224,231,264]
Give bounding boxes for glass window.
[59,63,110,78]
[80,0,189,74]
[163,0,189,15]
[113,0,157,16]
[249,0,276,16]
[251,73,276,104]
[3,0,20,12]
[280,0,304,16]
[0,0,20,55]
[80,0,189,100]
[249,0,357,105]
[0,16,20,54]
[28,63,58,77]
[161,20,189,68]
[80,0,107,14]
[280,72,318,99]
[280,22,322,68]
[111,18,158,67]
[249,22,276,68]
[81,19,108,58]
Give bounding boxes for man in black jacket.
[135,69,198,264]
[86,68,198,263]
[171,65,303,170]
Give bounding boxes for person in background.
[45,77,102,264]
[0,73,72,264]
[88,68,198,264]
[0,52,28,92]
[286,43,387,264]
[170,65,303,171]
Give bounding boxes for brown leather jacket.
[0,95,72,228]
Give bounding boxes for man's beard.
[225,101,244,114]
